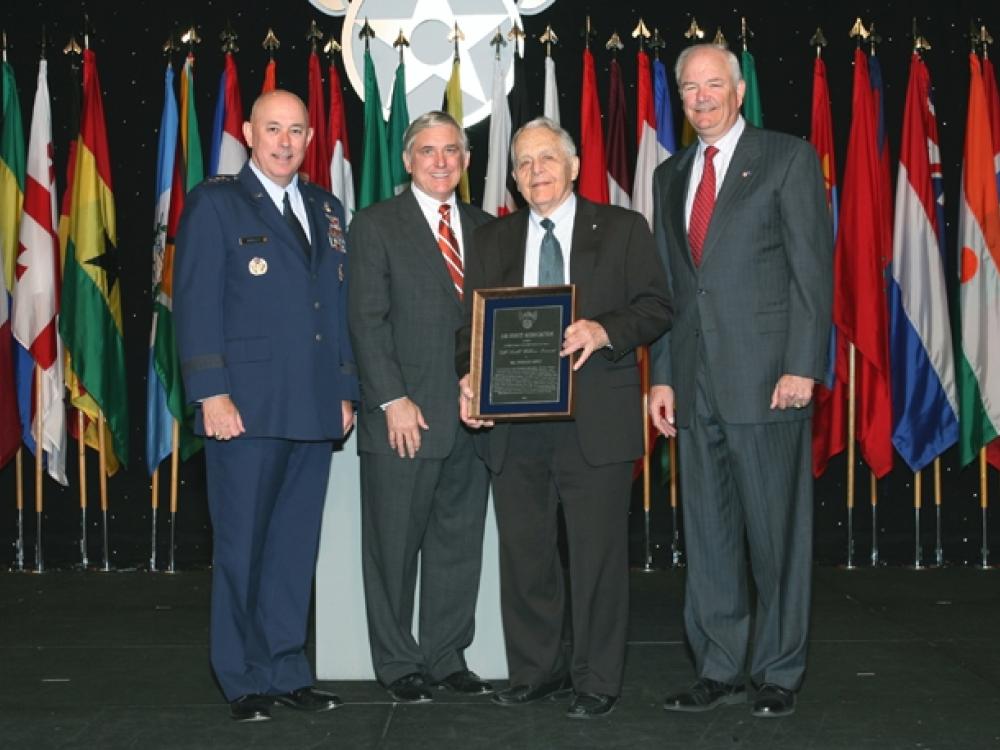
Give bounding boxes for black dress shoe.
[435,669,493,695]
[752,683,795,718]
[491,676,572,706]
[275,687,342,712]
[663,678,746,712]
[566,692,618,719]
[229,694,273,722]
[387,673,433,703]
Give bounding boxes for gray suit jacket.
[650,126,833,427]
[348,188,492,458]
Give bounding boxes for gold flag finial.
[867,21,882,55]
[713,27,728,49]
[181,25,201,48]
[262,27,280,56]
[490,26,506,60]
[739,17,754,52]
[606,30,624,55]
[809,27,828,58]
[306,20,324,53]
[632,19,651,51]
[358,18,376,52]
[393,28,410,63]
[508,21,525,57]
[163,31,180,55]
[684,18,705,42]
[849,17,869,48]
[649,27,665,59]
[63,33,82,57]
[449,21,465,60]
[539,24,558,57]
[220,22,238,54]
[323,34,342,56]
[911,18,932,53]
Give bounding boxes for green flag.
[741,49,763,127]
[359,49,392,209]
[387,60,410,194]
[0,60,25,293]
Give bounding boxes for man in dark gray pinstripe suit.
[649,44,833,719]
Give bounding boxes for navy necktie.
[283,190,311,258]
[538,217,564,286]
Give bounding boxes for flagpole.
[33,367,44,572]
[669,436,681,567]
[168,419,180,573]
[980,448,990,569]
[912,470,922,569]
[870,472,878,567]
[934,457,944,565]
[639,348,653,572]
[15,449,24,571]
[77,409,88,567]
[98,410,111,572]
[846,346,856,569]
[150,466,159,571]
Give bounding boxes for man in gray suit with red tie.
[649,44,833,718]
[348,111,493,703]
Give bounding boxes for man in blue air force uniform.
[174,90,358,723]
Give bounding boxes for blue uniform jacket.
[174,163,359,441]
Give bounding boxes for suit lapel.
[238,166,310,267]
[400,189,464,305]
[700,128,761,265]
[501,210,529,286]
[670,147,697,273]
[569,198,599,289]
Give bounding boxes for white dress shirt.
[523,192,577,286]
[248,160,312,243]
[409,183,464,260]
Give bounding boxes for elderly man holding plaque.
[348,111,493,703]
[457,117,671,718]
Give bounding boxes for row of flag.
[2,28,999,498]
[810,46,1000,481]
[1,47,126,488]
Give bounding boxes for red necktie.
[437,203,464,299]
[688,145,719,267]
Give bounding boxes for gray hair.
[402,110,468,155]
[674,44,743,87]
[510,117,577,165]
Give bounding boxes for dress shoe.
[275,686,342,712]
[663,678,746,712]
[435,669,493,695]
[387,673,433,703]
[229,694,273,722]
[752,683,795,718]
[491,676,572,706]
[566,692,618,719]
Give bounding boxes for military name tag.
[248,257,268,276]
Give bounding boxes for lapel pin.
[592,223,598,230]
[248,257,268,276]
[741,170,752,178]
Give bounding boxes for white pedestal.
[315,431,508,680]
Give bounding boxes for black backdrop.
[2,0,999,569]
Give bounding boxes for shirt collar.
[410,182,457,214]
[697,115,746,160]
[249,159,300,206]
[529,191,577,230]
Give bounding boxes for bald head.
[243,89,313,187]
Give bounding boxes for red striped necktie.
[688,144,719,267]
[437,203,464,299]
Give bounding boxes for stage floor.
[2,567,998,749]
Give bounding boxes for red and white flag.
[632,49,658,227]
[304,51,330,190]
[483,56,514,216]
[12,59,66,484]
[327,59,355,223]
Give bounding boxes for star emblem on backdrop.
[339,0,523,126]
